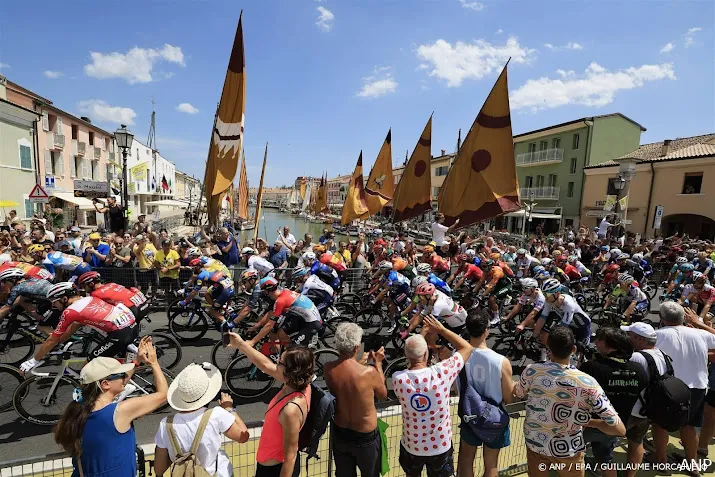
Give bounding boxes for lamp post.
[612,175,626,239]
[114,124,134,228]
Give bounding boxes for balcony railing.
[94,147,101,160]
[77,141,86,155]
[520,186,560,200]
[53,133,65,149]
[516,148,563,166]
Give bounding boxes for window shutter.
[70,157,76,178]
[44,150,52,175]
[42,112,49,131]
[20,145,32,169]
[83,158,90,179]
[59,152,65,177]
[57,117,63,134]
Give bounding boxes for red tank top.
[256,387,311,463]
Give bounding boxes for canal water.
[233,208,353,245]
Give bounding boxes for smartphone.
[222,328,231,347]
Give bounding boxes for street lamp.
[114,124,134,226]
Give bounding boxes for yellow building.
[581,134,715,239]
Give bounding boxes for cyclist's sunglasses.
[543,292,557,298]
[104,372,128,381]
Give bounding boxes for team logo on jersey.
[411,394,431,412]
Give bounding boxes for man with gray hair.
[392,316,472,477]
[324,322,387,477]
[653,302,715,471]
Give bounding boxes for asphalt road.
[0,296,664,463]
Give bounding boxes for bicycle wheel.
[643,281,658,300]
[225,354,276,399]
[340,293,364,310]
[128,366,175,413]
[355,307,385,333]
[312,349,339,391]
[383,356,409,400]
[211,341,243,372]
[0,332,34,366]
[167,300,209,342]
[13,374,79,425]
[150,332,182,370]
[320,317,353,349]
[0,364,23,412]
[332,302,357,321]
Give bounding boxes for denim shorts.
[460,423,511,450]
[583,427,619,462]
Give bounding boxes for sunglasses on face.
[105,372,127,381]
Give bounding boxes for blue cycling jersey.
[310,262,341,289]
[386,271,411,293]
[194,270,234,291]
[694,258,713,273]
[42,252,86,275]
[428,273,452,295]
[6,278,53,307]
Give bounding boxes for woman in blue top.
[54,337,168,477]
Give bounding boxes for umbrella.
[0,201,19,207]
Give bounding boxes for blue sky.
[1,0,712,187]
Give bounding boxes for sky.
[1,0,713,187]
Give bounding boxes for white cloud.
[0,62,9,69]
[315,6,334,32]
[176,102,199,114]
[84,44,185,84]
[544,42,583,51]
[660,42,674,53]
[44,70,63,79]
[77,100,137,125]
[416,37,536,87]
[458,0,485,11]
[495,29,504,35]
[510,62,676,111]
[356,67,398,98]
[684,27,701,47]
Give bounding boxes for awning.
[144,199,188,208]
[505,209,561,220]
[51,192,96,210]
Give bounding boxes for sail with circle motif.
[392,115,433,223]
[362,129,394,218]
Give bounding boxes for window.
[71,156,78,178]
[71,124,78,140]
[24,198,34,219]
[528,143,536,153]
[539,140,548,151]
[570,157,577,174]
[536,175,544,188]
[606,178,619,196]
[524,176,533,188]
[88,132,94,146]
[548,174,557,187]
[18,140,32,170]
[41,112,49,131]
[45,151,62,176]
[91,160,97,180]
[682,172,703,194]
[552,137,561,149]
[572,134,580,150]
[567,182,575,198]
[432,187,441,197]
[435,166,449,176]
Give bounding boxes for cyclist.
[77,271,150,323]
[556,256,582,283]
[515,248,538,278]
[533,278,591,358]
[596,263,621,296]
[309,256,341,290]
[508,278,547,332]
[474,259,512,326]
[420,245,450,280]
[298,251,316,268]
[228,269,265,327]
[391,253,416,280]
[0,259,54,281]
[293,266,334,312]
[369,262,412,323]
[246,277,322,348]
[450,254,484,291]
[568,255,591,278]
[541,258,570,285]
[667,256,689,283]
[685,248,698,262]
[181,258,236,326]
[664,262,695,299]
[241,247,274,278]
[0,268,55,329]
[694,251,713,279]
[680,272,715,321]
[593,245,611,264]
[28,245,92,280]
[491,252,515,279]
[19,282,138,373]
[604,273,649,325]
[414,262,452,296]
[401,283,467,350]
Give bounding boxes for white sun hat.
[167,363,223,412]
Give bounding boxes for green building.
[507,113,645,234]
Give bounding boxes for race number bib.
[111,311,134,329]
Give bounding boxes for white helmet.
[378,260,393,271]
[411,276,428,288]
[519,278,538,289]
[416,263,432,275]
[241,247,256,255]
[542,278,562,294]
[632,253,644,261]
[618,273,634,283]
[686,249,697,256]
[46,282,77,302]
[610,248,621,257]
[302,251,316,262]
[186,247,202,258]
[465,249,476,257]
[0,268,25,281]
[676,257,688,264]
[541,258,552,266]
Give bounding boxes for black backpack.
[636,351,690,432]
[298,383,335,471]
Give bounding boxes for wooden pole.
[253,143,268,242]
[196,103,219,227]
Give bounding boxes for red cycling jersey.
[425,254,450,273]
[0,261,54,281]
[603,272,619,285]
[53,296,135,337]
[497,261,514,278]
[90,283,147,309]
[461,264,484,282]
[563,263,582,280]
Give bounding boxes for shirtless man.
[324,322,387,477]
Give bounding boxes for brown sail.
[237,149,249,220]
[392,115,432,222]
[341,152,369,225]
[362,129,394,217]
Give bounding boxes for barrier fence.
[0,400,527,477]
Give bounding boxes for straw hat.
[167,363,222,411]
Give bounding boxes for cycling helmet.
[312,245,326,253]
[625,259,638,269]
[693,271,705,282]
[610,248,621,257]
[199,256,211,265]
[686,248,697,256]
[411,276,428,288]
[78,271,101,287]
[680,263,695,272]
[415,263,432,275]
[422,245,434,253]
[189,258,202,267]
[516,248,527,256]
[532,265,545,274]
[241,247,256,255]
[27,244,45,254]
[302,251,316,262]
[241,269,259,281]
[541,258,552,266]
[291,266,308,279]
[465,249,476,257]
[552,250,562,258]
[378,260,393,271]
[46,282,77,302]
[535,270,550,279]
[0,268,25,281]
[555,255,567,263]
[187,247,202,258]
[542,278,562,294]
[567,255,578,264]
[456,254,468,263]
[676,257,688,264]
[473,257,482,267]
[258,276,279,292]
[415,282,436,296]
[600,245,610,252]
[384,249,394,258]
[605,264,620,273]
[618,273,634,283]
[632,253,644,261]
[520,278,538,289]
[489,253,501,261]
[480,259,494,269]
[616,253,630,261]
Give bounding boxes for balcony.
[520,186,560,200]
[516,148,563,166]
[53,133,65,149]
[94,147,101,160]
[77,141,86,155]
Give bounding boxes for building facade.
[582,134,715,239]
[175,171,201,204]
[510,113,645,233]
[0,75,41,219]
[327,174,350,207]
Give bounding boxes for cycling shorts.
[208,285,235,309]
[493,280,512,298]
[388,289,411,308]
[128,302,150,323]
[304,289,333,312]
[279,312,323,347]
[89,323,139,361]
[633,300,649,314]
[540,312,591,345]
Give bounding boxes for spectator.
[277,226,297,252]
[134,234,158,291]
[268,240,288,269]
[93,197,125,234]
[391,316,472,477]
[57,240,75,256]
[155,238,181,293]
[53,231,68,251]
[514,327,625,477]
[303,233,314,252]
[319,228,330,244]
[324,233,337,253]
[84,232,110,268]
[324,323,387,477]
[652,302,715,470]
[457,313,514,477]
[337,241,351,265]
[53,338,167,477]
[133,213,151,237]
[31,227,53,247]
[68,226,83,253]
[431,212,460,245]
[287,240,304,268]
[2,209,16,231]
[153,363,249,477]
[108,236,132,268]
[580,327,647,477]
[216,227,240,266]
[227,333,313,477]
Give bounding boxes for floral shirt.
[514,362,620,458]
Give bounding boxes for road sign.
[29,184,49,203]
[653,205,664,229]
[44,177,55,189]
[74,180,109,199]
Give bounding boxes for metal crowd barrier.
[0,401,527,477]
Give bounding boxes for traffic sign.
[653,205,664,229]
[29,184,49,203]
[44,177,55,189]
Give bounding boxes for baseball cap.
[136,234,144,240]
[80,357,135,384]
[70,226,81,232]
[620,322,656,340]
[57,240,71,248]
[161,238,171,246]
[89,232,101,240]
